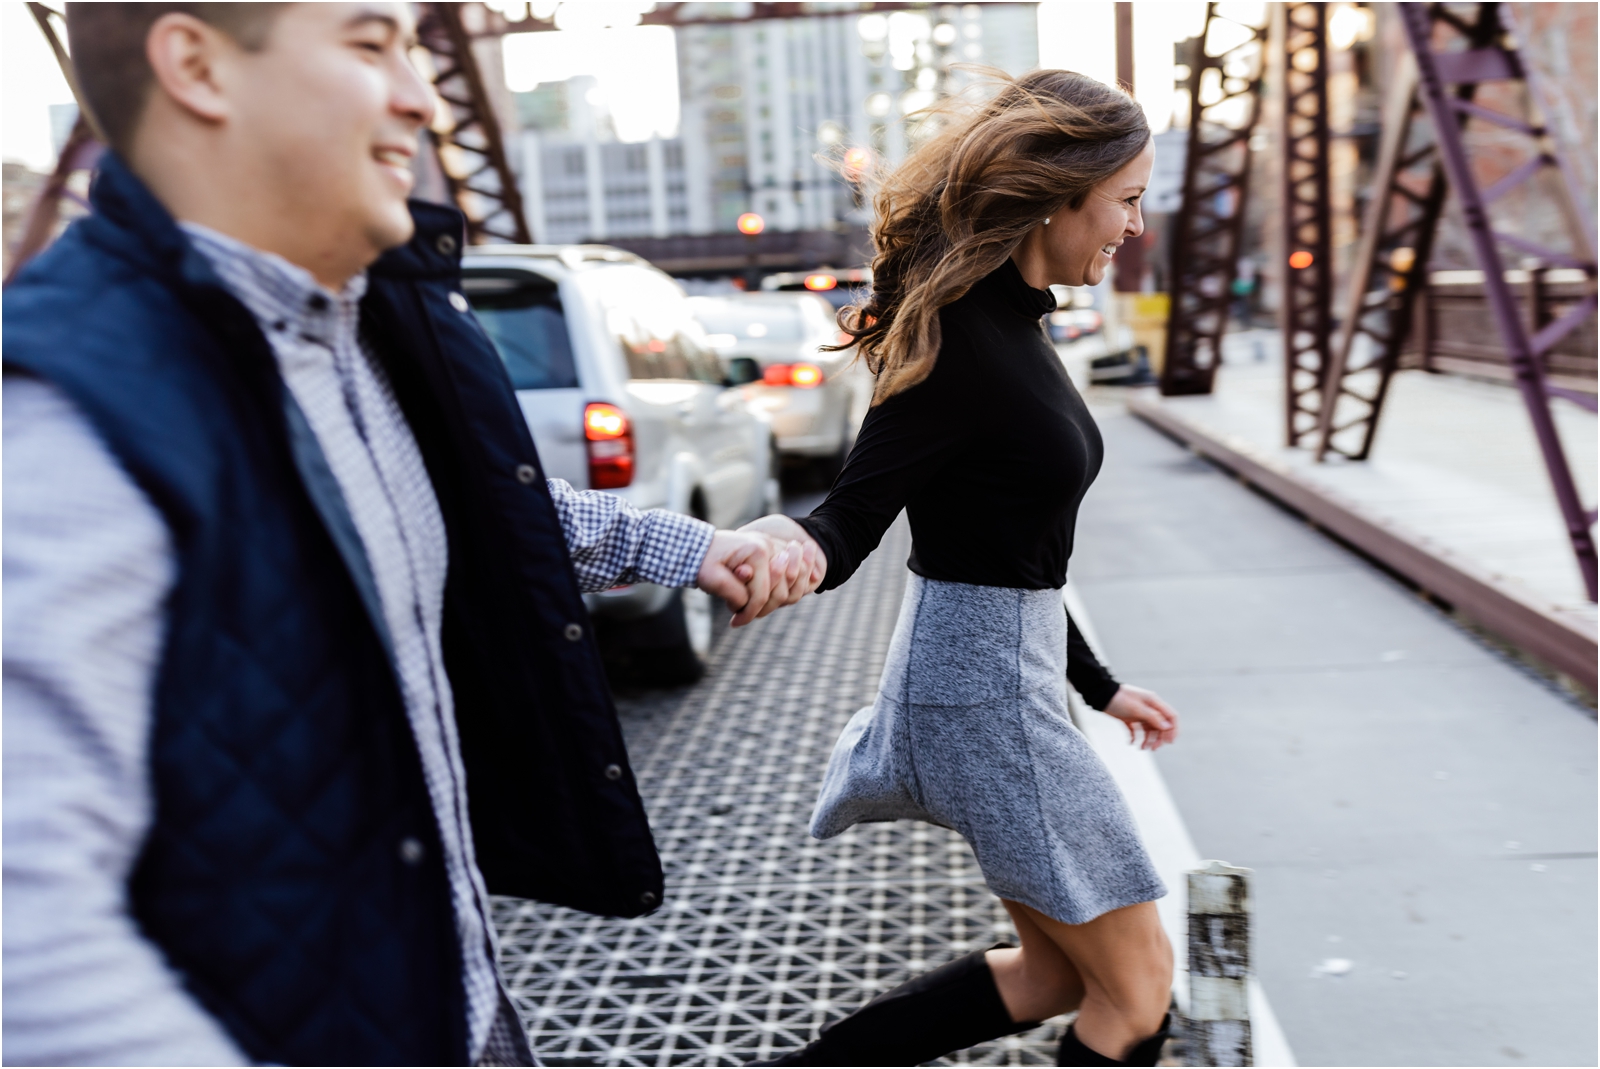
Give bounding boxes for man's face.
[227,3,433,259]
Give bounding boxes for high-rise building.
[518,76,690,244]
[676,4,1039,236]
[513,5,1039,246]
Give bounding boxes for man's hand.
[1103,685,1179,751]
[697,530,772,619]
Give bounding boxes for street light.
[737,213,766,289]
[842,146,872,183]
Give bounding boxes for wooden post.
[1186,861,1252,1066]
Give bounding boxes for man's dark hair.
[65,3,287,153]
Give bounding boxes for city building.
[513,5,1039,248]
[676,4,1039,236]
[517,77,690,244]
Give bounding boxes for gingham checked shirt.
[1,224,713,1066]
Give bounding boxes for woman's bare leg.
[997,899,1172,1060]
[987,900,1086,1022]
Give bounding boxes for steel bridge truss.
[418,2,532,245]
[1278,1,1333,448]
[1368,2,1596,599]
[1314,4,1501,463]
[1159,4,1268,397]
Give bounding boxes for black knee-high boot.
[754,945,1038,1066]
[1056,1014,1171,1066]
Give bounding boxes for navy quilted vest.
[2,155,663,1065]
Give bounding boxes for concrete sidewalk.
[1123,342,1597,688]
[1069,403,1597,1066]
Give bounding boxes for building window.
[564,150,584,176]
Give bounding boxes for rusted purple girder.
[1314,4,1502,463]
[418,2,532,245]
[1159,3,1267,397]
[1399,3,1598,601]
[1279,2,1333,449]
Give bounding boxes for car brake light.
[759,363,825,388]
[584,402,634,489]
[788,363,823,388]
[804,273,838,291]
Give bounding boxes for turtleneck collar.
[971,255,1057,319]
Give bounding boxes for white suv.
[462,244,780,683]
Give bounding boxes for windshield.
[465,275,579,390]
[688,299,808,343]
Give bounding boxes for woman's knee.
[1082,946,1171,1026]
[1055,907,1172,1015]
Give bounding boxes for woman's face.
[1019,141,1155,289]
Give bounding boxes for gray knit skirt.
[810,572,1166,925]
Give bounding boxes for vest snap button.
[435,233,459,256]
[564,622,584,642]
[448,291,469,313]
[604,763,622,780]
[516,464,537,485]
[639,891,658,908]
[399,837,425,865]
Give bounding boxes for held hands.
[696,520,828,627]
[736,514,827,624]
[1103,684,1180,751]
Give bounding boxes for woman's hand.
[733,514,829,624]
[1103,685,1179,751]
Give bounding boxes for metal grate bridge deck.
[494,521,1073,1065]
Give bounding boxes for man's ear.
[145,13,237,124]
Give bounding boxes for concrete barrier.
[1186,861,1253,1066]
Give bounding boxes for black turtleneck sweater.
[797,257,1121,709]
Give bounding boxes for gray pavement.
[1073,404,1598,1067]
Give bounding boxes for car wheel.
[621,587,714,686]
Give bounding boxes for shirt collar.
[975,256,1058,319]
[179,222,368,342]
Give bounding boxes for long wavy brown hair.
[836,70,1150,402]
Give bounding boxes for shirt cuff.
[632,510,716,588]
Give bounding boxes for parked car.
[1046,284,1105,343]
[461,244,781,683]
[760,266,872,311]
[687,290,870,476]
[1047,306,1105,342]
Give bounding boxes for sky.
[502,25,680,143]
[3,2,76,170]
[2,2,1210,166]
[1038,1,1211,135]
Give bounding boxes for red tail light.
[584,402,634,489]
[788,362,823,388]
[760,363,825,388]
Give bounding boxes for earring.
[1044,217,1051,225]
